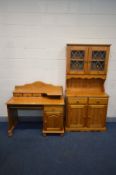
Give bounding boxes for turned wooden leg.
[8,129,14,137]
[13,109,18,127]
[7,107,15,136]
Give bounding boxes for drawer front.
[44,106,63,112]
[68,97,87,105]
[89,98,108,105]
[13,93,22,97]
[23,93,32,97]
[32,93,41,97]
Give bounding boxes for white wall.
[0,0,116,118]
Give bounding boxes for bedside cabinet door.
[66,105,87,128]
[87,105,107,128]
[44,112,63,131]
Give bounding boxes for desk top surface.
[7,97,64,106]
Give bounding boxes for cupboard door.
[44,112,63,131]
[87,105,107,128]
[67,46,88,74]
[67,105,87,128]
[88,46,110,74]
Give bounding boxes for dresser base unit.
[65,95,108,132]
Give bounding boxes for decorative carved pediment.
[13,81,63,97]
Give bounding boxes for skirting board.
[107,117,116,122]
[0,116,116,122]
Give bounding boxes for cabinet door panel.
[67,105,87,128]
[87,105,107,128]
[88,46,110,74]
[67,46,88,74]
[44,112,63,131]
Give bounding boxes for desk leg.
[14,109,18,125]
[7,107,17,136]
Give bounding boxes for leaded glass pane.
[92,51,106,60]
[71,50,85,59]
[70,60,84,71]
[91,61,105,71]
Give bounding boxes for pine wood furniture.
[65,44,110,131]
[6,81,64,136]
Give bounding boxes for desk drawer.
[44,106,63,112]
[68,97,87,105]
[23,93,32,97]
[89,98,108,105]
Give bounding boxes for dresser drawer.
[89,98,108,105]
[44,106,63,112]
[68,97,87,105]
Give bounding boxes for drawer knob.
[76,101,79,104]
[96,101,100,104]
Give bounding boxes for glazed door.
[87,105,107,128]
[67,46,88,74]
[44,112,63,131]
[67,105,87,128]
[88,46,110,74]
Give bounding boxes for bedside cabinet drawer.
[68,97,87,105]
[44,106,63,112]
[89,98,108,105]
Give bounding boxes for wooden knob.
[96,101,100,104]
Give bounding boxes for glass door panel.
[88,47,109,74]
[67,46,88,74]
[91,61,105,71]
[70,60,84,71]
